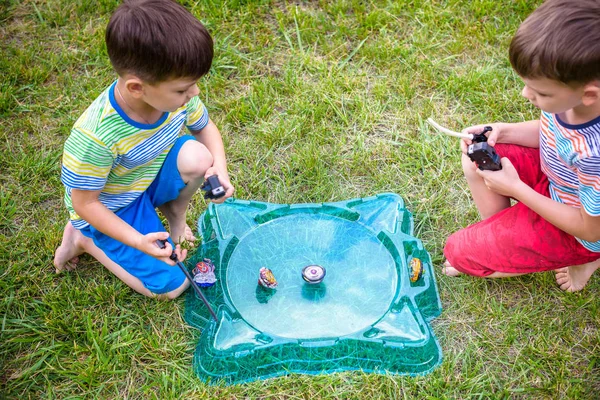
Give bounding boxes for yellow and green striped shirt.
[61,81,209,229]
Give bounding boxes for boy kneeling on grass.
[54,0,234,299]
[443,0,600,292]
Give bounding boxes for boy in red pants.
[443,0,600,292]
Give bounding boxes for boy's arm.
[462,120,540,152]
[497,120,540,148]
[71,189,183,263]
[190,119,234,201]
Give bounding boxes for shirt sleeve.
[185,96,210,132]
[577,156,600,216]
[61,127,114,191]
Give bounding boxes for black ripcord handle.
[156,239,218,322]
[471,126,492,143]
[201,175,226,200]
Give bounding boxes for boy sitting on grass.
[443,0,600,292]
[53,0,234,299]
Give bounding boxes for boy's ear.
[582,81,600,107]
[125,77,145,99]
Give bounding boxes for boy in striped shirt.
[53,0,234,299]
[443,0,600,292]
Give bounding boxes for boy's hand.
[476,157,524,197]
[460,123,505,154]
[138,232,188,265]
[204,166,234,203]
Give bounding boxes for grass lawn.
[1,0,599,398]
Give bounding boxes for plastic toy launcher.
[185,193,442,384]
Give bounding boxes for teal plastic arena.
[184,193,442,384]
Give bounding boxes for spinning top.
[258,267,278,289]
[302,265,326,284]
[409,258,423,282]
[192,258,217,287]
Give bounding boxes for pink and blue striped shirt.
[540,111,600,252]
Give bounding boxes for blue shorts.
[79,135,196,294]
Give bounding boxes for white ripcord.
[426,118,473,140]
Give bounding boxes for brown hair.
[105,0,213,83]
[509,0,600,85]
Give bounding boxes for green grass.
[1,0,599,398]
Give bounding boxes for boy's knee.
[164,278,190,300]
[145,276,189,300]
[444,230,462,262]
[178,140,213,181]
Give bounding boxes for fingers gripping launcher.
[426,118,502,171]
[156,239,218,322]
[467,126,502,171]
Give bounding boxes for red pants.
[444,144,600,277]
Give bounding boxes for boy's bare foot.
[555,259,600,292]
[442,260,463,277]
[170,223,196,244]
[159,203,196,244]
[53,222,87,273]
